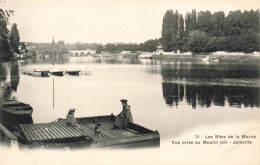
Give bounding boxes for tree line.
[95,40,160,54]
[161,9,259,53]
[0,9,23,61]
[1,7,259,59]
[74,40,160,54]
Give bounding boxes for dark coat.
[114,105,133,128]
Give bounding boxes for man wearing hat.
[114,99,133,129]
[67,108,80,129]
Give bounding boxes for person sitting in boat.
[113,99,133,129]
[67,108,80,129]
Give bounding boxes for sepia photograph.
[0,0,259,164]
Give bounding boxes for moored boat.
[33,69,50,77]
[0,100,33,115]
[0,100,33,129]
[65,70,81,76]
[16,114,160,149]
[49,68,64,76]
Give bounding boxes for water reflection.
[0,62,20,101]
[162,82,259,108]
[10,62,20,92]
[69,56,142,64]
[161,62,260,80]
[159,61,260,108]
[22,55,70,66]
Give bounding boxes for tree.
[0,9,13,61]
[141,39,159,52]
[104,43,117,53]
[161,10,174,52]
[211,11,225,37]
[197,11,212,34]
[96,44,103,54]
[57,40,68,54]
[179,14,185,39]
[187,30,209,53]
[161,10,179,52]
[10,23,20,54]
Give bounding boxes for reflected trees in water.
[162,82,259,108]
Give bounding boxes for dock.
[65,70,81,76]
[17,115,160,149]
[22,69,49,77]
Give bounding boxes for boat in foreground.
[16,114,160,149]
[0,100,33,116]
[0,100,33,129]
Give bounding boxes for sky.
[1,0,259,44]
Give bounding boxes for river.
[0,55,259,164]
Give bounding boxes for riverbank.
[151,54,260,64]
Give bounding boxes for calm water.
[0,56,260,141]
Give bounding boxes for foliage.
[161,9,259,54]
[0,9,13,61]
[10,23,20,54]
[187,30,209,53]
[96,44,103,54]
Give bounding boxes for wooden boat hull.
[50,71,64,76]
[17,115,160,149]
[65,70,81,76]
[0,100,33,129]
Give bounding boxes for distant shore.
[151,54,260,64]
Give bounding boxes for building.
[156,43,164,53]
[70,49,96,56]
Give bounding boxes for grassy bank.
[215,54,260,64]
[151,54,260,64]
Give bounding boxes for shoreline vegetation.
[150,54,260,64]
[0,8,259,64]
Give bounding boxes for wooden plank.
[23,124,36,141]
[109,129,130,138]
[48,123,65,139]
[27,124,44,141]
[124,128,139,134]
[34,124,48,141]
[37,124,52,140]
[45,123,63,139]
[54,122,75,138]
[28,124,44,141]
[58,120,82,137]
[100,122,114,130]
[19,124,32,142]
[79,124,95,137]
[51,122,71,139]
[99,129,118,140]
[117,129,135,137]
[58,120,81,137]
[37,124,53,140]
[41,123,59,140]
[40,124,57,140]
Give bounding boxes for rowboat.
[0,100,33,129]
[0,100,33,115]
